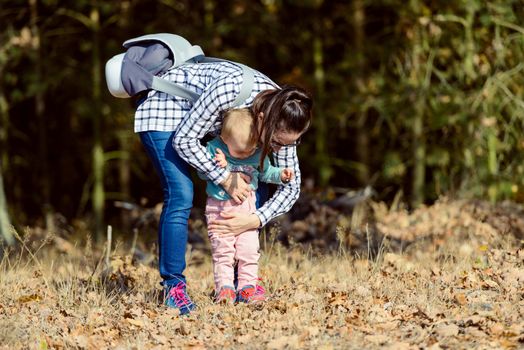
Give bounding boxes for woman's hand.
[208,212,261,237]
[220,172,252,204]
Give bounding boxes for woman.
[136,60,312,315]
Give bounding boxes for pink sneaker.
[215,286,236,304]
[255,284,266,298]
[236,285,266,303]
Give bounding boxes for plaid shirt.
[135,62,301,226]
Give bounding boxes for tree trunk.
[0,63,12,244]
[0,166,13,245]
[411,22,431,208]
[204,0,214,34]
[30,0,54,232]
[412,98,426,208]
[117,131,131,231]
[353,0,369,185]
[91,0,104,241]
[0,72,8,178]
[313,14,331,186]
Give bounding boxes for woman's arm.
[256,145,301,226]
[172,75,239,185]
[207,212,261,236]
[173,72,253,203]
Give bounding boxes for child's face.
[221,134,257,159]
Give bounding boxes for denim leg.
[256,183,270,209]
[139,131,194,287]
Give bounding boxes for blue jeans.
[139,130,270,287]
[140,131,193,287]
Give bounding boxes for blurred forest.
[1,0,524,243]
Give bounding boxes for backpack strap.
[151,76,200,103]
[150,60,254,106]
[233,63,255,107]
[200,57,255,107]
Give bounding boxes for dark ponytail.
[252,85,313,168]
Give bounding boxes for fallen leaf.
[365,334,389,345]
[151,333,168,345]
[74,335,88,349]
[237,334,252,344]
[483,279,499,289]
[489,323,505,335]
[355,285,372,297]
[427,343,442,350]
[18,294,42,303]
[317,345,334,350]
[376,321,401,331]
[434,323,459,338]
[126,318,144,327]
[463,315,483,327]
[266,335,300,350]
[464,327,487,338]
[385,341,413,350]
[454,293,467,305]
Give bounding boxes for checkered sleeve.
[173,74,240,186]
[255,145,301,226]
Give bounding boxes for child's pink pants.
[205,192,259,291]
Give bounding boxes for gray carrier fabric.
[120,34,254,107]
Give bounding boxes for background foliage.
[1,0,523,239]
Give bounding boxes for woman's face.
[256,112,305,152]
[269,130,302,152]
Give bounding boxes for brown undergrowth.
[1,199,523,349]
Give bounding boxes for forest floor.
[1,197,523,349]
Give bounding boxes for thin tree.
[312,4,330,185]
[353,0,370,185]
[58,0,105,240]
[0,28,17,245]
[29,0,55,232]
[91,0,104,241]
[0,167,13,245]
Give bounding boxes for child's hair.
[221,108,257,149]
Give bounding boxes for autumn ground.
[1,198,523,349]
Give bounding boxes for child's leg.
[233,185,268,288]
[234,228,260,289]
[208,232,236,290]
[234,193,260,289]
[205,198,237,291]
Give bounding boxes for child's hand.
[281,168,294,183]
[214,149,228,168]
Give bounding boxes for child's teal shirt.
[200,137,284,201]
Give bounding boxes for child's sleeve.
[258,156,284,185]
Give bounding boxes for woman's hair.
[251,85,313,167]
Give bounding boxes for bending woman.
[136,61,312,315]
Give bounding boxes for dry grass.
[1,208,523,349]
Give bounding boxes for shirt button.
[219,190,225,196]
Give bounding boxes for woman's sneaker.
[164,282,196,315]
[236,285,266,303]
[214,286,236,304]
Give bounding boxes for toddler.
[202,108,293,304]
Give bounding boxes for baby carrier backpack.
[105,33,254,107]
